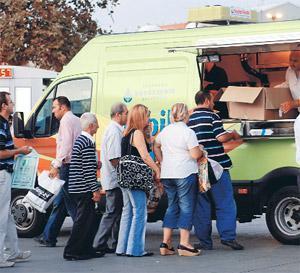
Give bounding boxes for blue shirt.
[188,108,232,169]
[0,115,14,172]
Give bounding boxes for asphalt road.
[7,216,300,273]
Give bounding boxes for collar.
[81,131,95,144]
[111,120,124,132]
[172,121,187,127]
[194,107,213,112]
[0,114,8,122]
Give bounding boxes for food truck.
[11,19,300,245]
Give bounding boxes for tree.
[0,0,119,71]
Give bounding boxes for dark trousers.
[93,187,123,249]
[42,164,77,244]
[64,193,100,256]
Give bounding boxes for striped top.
[68,134,100,194]
[188,108,232,170]
[0,115,14,172]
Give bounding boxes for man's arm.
[0,146,31,159]
[217,130,240,143]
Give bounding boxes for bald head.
[289,51,300,72]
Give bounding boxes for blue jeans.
[116,189,147,256]
[162,173,197,230]
[193,170,237,248]
[42,164,77,244]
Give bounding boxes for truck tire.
[11,189,47,238]
[266,186,300,245]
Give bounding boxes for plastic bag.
[22,171,65,213]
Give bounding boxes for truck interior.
[168,33,300,138]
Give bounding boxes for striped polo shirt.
[188,107,232,169]
[68,134,100,194]
[0,115,14,172]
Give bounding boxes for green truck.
[12,19,300,245]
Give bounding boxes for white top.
[100,121,124,190]
[276,67,300,111]
[294,114,300,165]
[156,122,199,179]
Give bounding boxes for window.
[33,78,92,137]
[15,87,31,120]
[34,89,55,136]
[56,78,92,117]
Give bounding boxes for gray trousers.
[93,187,123,249]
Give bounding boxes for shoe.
[90,251,105,258]
[7,251,31,262]
[116,253,126,256]
[126,252,154,257]
[94,246,115,254]
[63,254,91,261]
[194,243,213,250]
[221,240,244,250]
[177,245,201,256]
[159,243,175,256]
[0,261,15,268]
[34,236,56,247]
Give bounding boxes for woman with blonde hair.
[116,104,160,257]
[154,103,203,256]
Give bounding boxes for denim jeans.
[42,164,77,244]
[0,170,19,263]
[116,189,147,256]
[162,173,197,230]
[193,170,237,248]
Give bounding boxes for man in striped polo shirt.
[64,113,103,260]
[0,92,32,268]
[188,91,244,251]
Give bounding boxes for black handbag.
[117,133,154,192]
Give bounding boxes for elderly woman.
[154,103,203,257]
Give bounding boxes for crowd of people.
[1,50,300,268]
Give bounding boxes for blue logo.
[150,109,171,136]
[123,96,132,103]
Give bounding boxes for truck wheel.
[11,189,47,238]
[266,186,300,245]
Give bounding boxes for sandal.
[177,244,201,257]
[160,243,175,256]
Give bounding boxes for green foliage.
[0,0,119,71]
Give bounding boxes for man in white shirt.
[278,51,300,113]
[93,103,128,253]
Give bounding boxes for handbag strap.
[126,129,135,156]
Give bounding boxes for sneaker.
[7,251,31,262]
[0,261,15,268]
[221,240,244,250]
[34,236,56,247]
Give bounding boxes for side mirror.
[13,112,35,139]
[13,112,25,138]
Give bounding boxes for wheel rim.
[274,197,300,236]
[10,195,36,231]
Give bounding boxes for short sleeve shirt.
[100,121,124,190]
[0,115,14,172]
[188,108,232,169]
[156,122,199,179]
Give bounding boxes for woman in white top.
[154,103,203,257]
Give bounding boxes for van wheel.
[11,189,47,238]
[266,186,300,245]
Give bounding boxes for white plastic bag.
[22,171,65,213]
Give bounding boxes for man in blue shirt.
[188,91,244,251]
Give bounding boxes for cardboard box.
[219,86,298,120]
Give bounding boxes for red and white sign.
[230,7,252,19]
[0,67,13,78]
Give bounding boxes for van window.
[34,88,55,137]
[56,78,92,117]
[34,78,92,137]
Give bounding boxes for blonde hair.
[124,104,149,137]
[171,103,189,123]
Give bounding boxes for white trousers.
[0,170,19,262]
